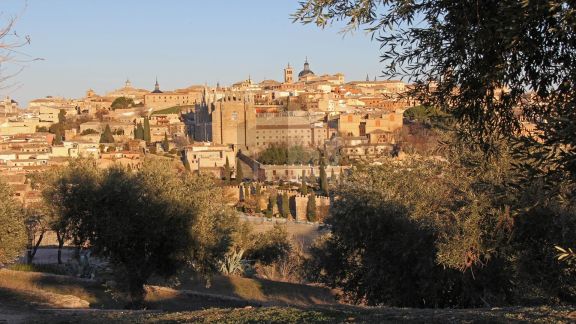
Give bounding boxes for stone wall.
[293,194,330,222]
[224,185,331,222]
[222,185,330,222]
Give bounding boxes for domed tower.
[298,57,315,81]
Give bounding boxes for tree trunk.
[127,277,146,309]
[27,231,45,264]
[74,245,81,260]
[56,231,65,264]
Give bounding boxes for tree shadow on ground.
[172,272,335,307]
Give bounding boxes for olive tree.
[309,156,515,307]
[0,181,26,266]
[294,1,576,181]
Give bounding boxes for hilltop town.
[0,59,418,220]
[1,0,575,321]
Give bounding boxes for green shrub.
[9,263,69,276]
[245,225,291,265]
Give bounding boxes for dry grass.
[23,305,576,323]
[0,269,253,311]
[3,269,575,323]
[0,268,114,308]
[173,274,336,306]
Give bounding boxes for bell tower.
[283,63,293,83]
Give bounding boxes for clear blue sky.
[1,0,385,106]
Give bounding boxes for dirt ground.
[239,214,328,248]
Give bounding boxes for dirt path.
[0,307,28,324]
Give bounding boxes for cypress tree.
[143,117,151,143]
[266,194,275,218]
[281,192,290,219]
[135,123,145,140]
[224,157,231,184]
[235,158,243,184]
[53,127,63,145]
[162,133,169,151]
[244,183,250,200]
[58,109,66,124]
[330,167,336,183]
[99,124,115,143]
[319,157,328,195]
[255,182,261,195]
[307,191,317,222]
[300,170,308,195]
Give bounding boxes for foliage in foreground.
[308,149,576,307]
[294,1,576,181]
[0,181,26,265]
[41,158,238,307]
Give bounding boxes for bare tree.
[0,3,41,91]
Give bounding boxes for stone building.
[283,63,293,83]
[257,164,349,183]
[193,90,257,151]
[255,111,315,150]
[338,111,404,138]
[105,79,150,104]
[346,80,407,95]
[144,79,203,110]
[0,97,18,115]
[181,142,236,177]
[296,58,345,85]
[359,96,413,111]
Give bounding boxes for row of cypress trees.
[133,117,151,143]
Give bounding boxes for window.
[231,111,238,120]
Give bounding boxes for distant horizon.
[1,0,390,107]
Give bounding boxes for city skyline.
[1,0,386,106]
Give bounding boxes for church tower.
[284,63,293,83]
[152,77,163,93]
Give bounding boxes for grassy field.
[1,269,575,323]
[150,105,193,115]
